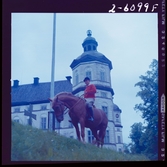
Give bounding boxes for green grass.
[11,121,149,161]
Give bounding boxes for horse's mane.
[55,92,84,101]
[55,92,73,98]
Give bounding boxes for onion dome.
[70,30,112,70]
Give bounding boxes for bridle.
[67,95,85,111]
[53,100,68,118]
[55,94,85,116]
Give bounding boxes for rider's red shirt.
[84,84,96,98]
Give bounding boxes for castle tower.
[70,30,123,151]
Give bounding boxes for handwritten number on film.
[109,2,158,13]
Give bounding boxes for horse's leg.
[69,112,81,141]
[91,129,100,147]
[98,125,107,148]
[79,119,85,143]
[73,122,81,141]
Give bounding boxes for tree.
[129,122,146,154]
[123,143,131,154]
[130,59,158,160]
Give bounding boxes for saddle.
[85,104,95,111]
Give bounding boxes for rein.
[58,94,85,115]
[68,94,85,111]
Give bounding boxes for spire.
[82,30,98,52]
[87,30,92,36]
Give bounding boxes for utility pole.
[48,13,56,132]
[50,13,56,99]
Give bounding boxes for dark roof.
[70,51,113,70]
[82,36,98,46]
[83,36,96,42]
[113,104,122,113]
[11,80,72,106]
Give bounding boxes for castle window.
[117,136,121,143]
[13,117,19,123]
[93,45,96,50]
[118,148,122,152]
[115,114,120,122]
[84,46,87,51]
[75,74,79,85]
[41,117,47,129]
[14,119,19,123]
[116,119,119,122]
[100,71,106,81]
[14,107,20,113]
[86,71,91,80]
[74,70,79,85]
[101,92,107,98]
[88,45,91,51]
[41,105,47,110]
[55,119,60,129]
[102,106,108,117]
[104,130,110,143]
[117,128,120,131]
[87,130,94,143]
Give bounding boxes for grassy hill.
[11,121,149,161]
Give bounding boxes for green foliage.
[129,59,158,160]
[134,59,158,125]
[123,143,130,154]
[129,123,146,154]
[11,121,149,161]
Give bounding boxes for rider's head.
[83,77,90,86]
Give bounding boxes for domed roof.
[83,36,96,42]
[70,30,113,70]
[113,104,122,112]
[70,51,112,70]
[77,50,104,59]
[82,30,98,47]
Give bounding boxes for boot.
[88,107,94,121]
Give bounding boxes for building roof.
[70,30,113,70]
[82,30,97,44]
[83,36,96,42]
[11,79,72,106]
[70,51,113,70]
[113,104,122,113]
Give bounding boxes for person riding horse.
[83,77,97,121]
[51,92,108,147]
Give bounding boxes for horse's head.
[49,96,66,122]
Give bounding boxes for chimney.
[66,76,72,83]
[33,77,39,85]
[13,80,19,87]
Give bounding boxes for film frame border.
[2,0,166,164]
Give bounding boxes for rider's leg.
[88,106,94,121]
[85,99,94,121]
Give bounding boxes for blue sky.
[11,13,158,144]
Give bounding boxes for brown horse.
[49,92,108,147]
